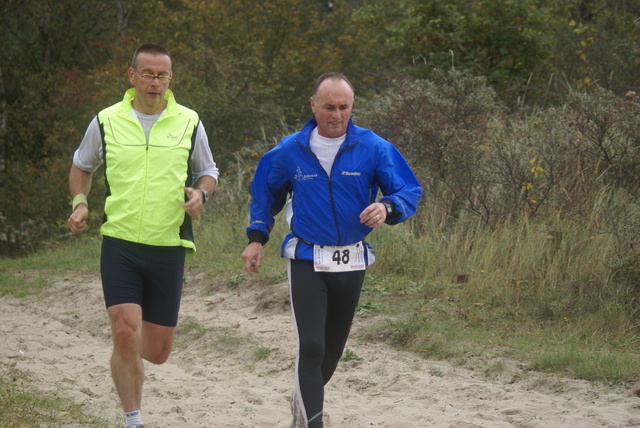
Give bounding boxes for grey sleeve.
[191,121,219,184]
[72,117,103,173]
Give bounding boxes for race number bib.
[313,242,366,272]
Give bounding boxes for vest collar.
[119,88,179,117]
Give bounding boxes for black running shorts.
[100,236,186,327]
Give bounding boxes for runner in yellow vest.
[67,43,219,428]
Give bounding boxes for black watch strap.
[198,188,209,204]
[381,199,394,215]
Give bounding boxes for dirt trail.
[1,272,639,427]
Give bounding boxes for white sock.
[124,409,143,427]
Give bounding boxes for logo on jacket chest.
[293,166,318,181]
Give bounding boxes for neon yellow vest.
[98,88,199,253]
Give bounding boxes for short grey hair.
[312,72,354,98]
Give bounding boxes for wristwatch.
[198,188,209,204]
[381,199,394,215]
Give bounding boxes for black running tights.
[288,259,366,428]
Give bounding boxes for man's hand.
[241,242,263,276]
[359,202,386,229]
[183,187,204,218]
[68,205,89,234]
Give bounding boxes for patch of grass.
[355,203,640,384]
[340,349,363,362]
[0,370,115,427]
[178,317,210,338]
[0,272,49,298]
[360,283,640,382]
[226,273,245,289]
[215,326,248,355]
[429,367,444,377]
[533,348,639,381]
[174,317,210,349]
[0,236,100,298]
[253,346,273,361]
[356,300,382,315]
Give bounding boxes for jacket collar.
[298,118,359,148]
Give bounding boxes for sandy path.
[1,271,639,427]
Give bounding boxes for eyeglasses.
[133,68,171,82]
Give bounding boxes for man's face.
[128,52,172,114]
[310,78,354,139]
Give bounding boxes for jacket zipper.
[298,140,356,246]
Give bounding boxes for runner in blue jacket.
[241,72,421,428]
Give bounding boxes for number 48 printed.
[313,243,365,272]
[332,249,351,265]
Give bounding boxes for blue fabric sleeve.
[374,140,422,225]
[245,143,291,244]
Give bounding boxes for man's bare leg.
[108,303,177,413]
[141,320,175,364]
[108,303,144,412]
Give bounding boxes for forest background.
[2,0,640,255]
[2,0,640,386]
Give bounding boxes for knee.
[141,334,173,365]
[112,323,139,356]
[299,338,325,363]
[108,304,142,355]
[144,347,171,365]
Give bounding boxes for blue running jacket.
[246,118,422,263]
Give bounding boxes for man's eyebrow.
[138,67,171,73]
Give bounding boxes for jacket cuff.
[248,229,269,245]
[381,199,401,224]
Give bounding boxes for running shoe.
[290,392,307,428]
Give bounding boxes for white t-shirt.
[309,127,346,175]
